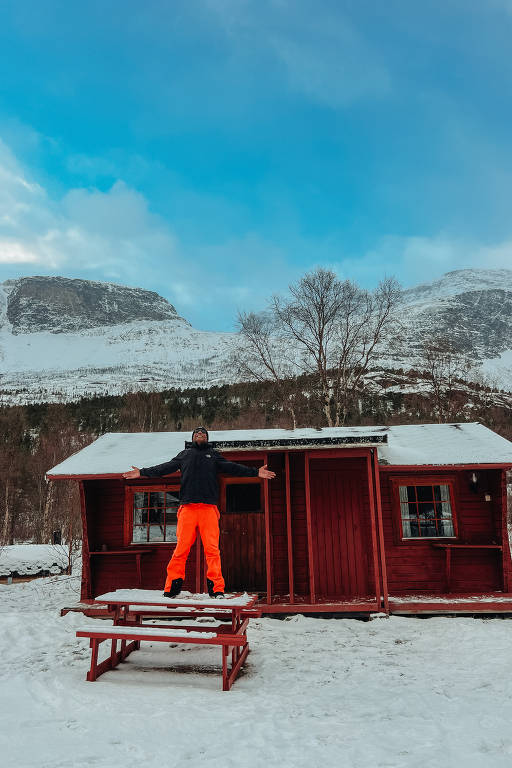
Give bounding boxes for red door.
[309,458,370,599]
[219,481,266,592]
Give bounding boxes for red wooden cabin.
[47,423,512,615]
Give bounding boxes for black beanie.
[192,426,209,440]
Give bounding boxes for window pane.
[132,526,147,543]
[148,507,163,524]
[438,518,454,537]
[150,492,165,507]
[133,507,146,525]
[165,492,180,506]
[439,484,450,502]
[134,492,147,509]
[165,524,177,543]
[418,503,435,520]
[226,484,262,513]
[416,486,434,502]
[149,524,165,541]
[420,520,437,537]
[399,483,454,538]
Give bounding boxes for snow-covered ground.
[0,543,72,578]
[2,572,512,768]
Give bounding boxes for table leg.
[222,646,228,691]
[87,638,99,682]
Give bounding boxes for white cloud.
[203,0,391,107]
[337,234,512,290]
[0,240,41,263]
[0,137,292,327]
[0,139,178,280]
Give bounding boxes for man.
[122,427,276,599]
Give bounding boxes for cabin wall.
[380,468,504,595]
[81,449,379,603]
[83,479,198,598]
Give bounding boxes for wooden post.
[304,452,316,603]
[372,450,389,612]
[366,452,381,610]
[285,452,294,604]
[79,481,92,601]
[500,469,512,592]
[264,452,272,604]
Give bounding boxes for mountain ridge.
[1,275,184,334]
[0,269,511,404]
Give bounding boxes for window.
[398,483,455,539]
[225,483,262,514]
[131,490,180,543]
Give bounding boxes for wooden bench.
[76,590,260,690]
[77,621,250,690]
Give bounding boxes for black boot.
[163,578,183,598]
[213,592,225,599]
[207,578,215,597]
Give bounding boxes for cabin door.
[309,458,370,599]
[219,481,266,592]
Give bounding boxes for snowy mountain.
[400,269,512,357]
[0,276,236,403]
[0,270,511,404]
[394,269,512,386]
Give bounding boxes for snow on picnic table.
[95,588,255,607]
[1,574,512,768]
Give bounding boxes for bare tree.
[236,268,402,427]
[420,337,473,422]
[234,311,301,427]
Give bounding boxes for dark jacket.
[140,442,258,505]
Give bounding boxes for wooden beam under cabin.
[264,452,272,605]
[285,452,294,604]
[304,452,316,603]
[372,449,389,612]
[366,452,381,611]
[79,480,92,601]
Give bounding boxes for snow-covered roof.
[46,423,512,478]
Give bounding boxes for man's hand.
[258,464,276,480]
[122,466,141,479]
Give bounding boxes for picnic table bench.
[76,589,261,690]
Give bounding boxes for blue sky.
[0,0,511,330]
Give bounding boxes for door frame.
[304,449,381,605]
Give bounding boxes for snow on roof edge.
[46,423,512,477]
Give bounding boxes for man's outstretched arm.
[215,454,276,480]
[122,454,183,480]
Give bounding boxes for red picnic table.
[76,589,261,690]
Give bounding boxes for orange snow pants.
[164,503,225,593]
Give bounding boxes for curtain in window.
[399,486,412,537]
[438,484,454,536]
